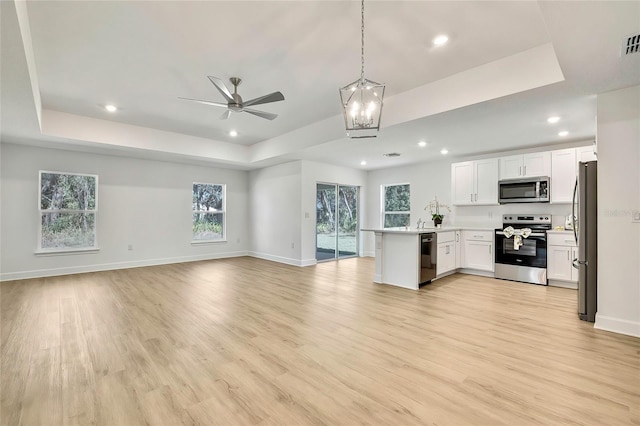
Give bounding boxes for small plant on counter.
[425,196,451,225]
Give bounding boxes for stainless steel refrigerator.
[572,161,597,322]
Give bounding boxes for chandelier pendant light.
[339,0,385,138]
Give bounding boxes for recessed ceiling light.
[547,116,561,124]
[558,131,569,137]
[105,104,117,112]
[360,160,367,166]
[418,141,427,147]
[229,130,238,137]
[433,35,449,46]
[440,148,449,155]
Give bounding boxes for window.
[192,183,225,241]
[39,171,98,251]
[382,183,410,228]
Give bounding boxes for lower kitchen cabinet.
[455,231,462,268]
[437,232,456,275]
[461,230,494,272]
[547,232,578,287]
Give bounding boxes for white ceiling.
[1,1,639,170]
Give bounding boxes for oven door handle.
[495,231,547,237]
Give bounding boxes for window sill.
[35,247,100,256]
[191,240,227,245]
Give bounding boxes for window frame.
[191,182,227,244]
[37,170,99,254]
[381,183,411,229]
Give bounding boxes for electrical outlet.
[236,237,240,243]
[291,242,295,249]
[304,212,310,219]
[128,244,133,251]
[632,211,640,223]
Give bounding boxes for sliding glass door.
[316,183,359,261]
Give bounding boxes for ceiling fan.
[179,76,285,121]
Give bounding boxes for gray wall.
[0,143,250,280]
[595,84,640,337]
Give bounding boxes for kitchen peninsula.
[362,227,496,290]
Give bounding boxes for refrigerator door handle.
[572,179,579,245]
[573,258,588,269]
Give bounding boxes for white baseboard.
[363,251,375,257]
[548,279,578,289]
[247,251,308,267]
[458,268,495,278]
[0,251,249,282]
[594,314,640,338]
[300,258,317,267]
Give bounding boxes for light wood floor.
[2,257,639,425]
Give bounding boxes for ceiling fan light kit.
[340,0,385,139]
[179,76,285,121]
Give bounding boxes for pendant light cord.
[360,0,365,83]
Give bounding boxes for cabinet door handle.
[519,166,522,176]
[524,165,527,175]
[475,193,478,202]
[470,193,473,202]
[567,251,570,260]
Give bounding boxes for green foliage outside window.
[383,184,410,228]
[192,183,224,240]
[39,172,97,250]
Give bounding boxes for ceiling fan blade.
[242,108,278,121]
[207,76,235,103]
[243,91,285,107]
[178,97,228,108]
[219,110,231,120]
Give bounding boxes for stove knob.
[539,217,543,220]
[545,217,549,220]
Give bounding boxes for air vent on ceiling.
[623,33,640,55]
[383,152,401,157]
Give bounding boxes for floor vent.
[623,33,640,55]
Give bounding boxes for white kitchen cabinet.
[437,232,456,275]
[499,155,523,180]
[461,230,494,272]
[455,231,462,269]
[437,243,456,275]
[547,246,574,280]
[451,162,474,205]
[551,148,577,203]
[451,159,498,206]
[577,145,597,163]
[499,152,551,180]
[547,232,578,287]
[551,145,597,204]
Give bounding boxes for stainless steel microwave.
[498,176,550,204]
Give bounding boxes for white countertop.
[547,229,575,234]
[361,226,495,234]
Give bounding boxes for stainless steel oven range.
[494,214,551,285]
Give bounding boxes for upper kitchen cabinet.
[576,144,597,163]
[451,158,498,206]
[551,148,577,203]
[551,145,597,203]
[499,152,551,180]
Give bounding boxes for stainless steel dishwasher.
[420,233,437,283]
